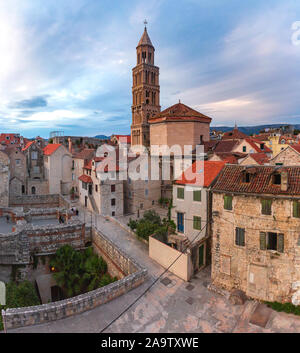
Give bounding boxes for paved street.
[6,205,300,333]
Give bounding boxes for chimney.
[68,137,72,153]
[281,171,288,192]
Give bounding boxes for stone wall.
[92,227,137,278]
[9,194,60,209]
[211,192,300,303]
[2,226,147,330]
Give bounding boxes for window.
[260,143,265,150]
[16,159,20,166]
[95,185,98,192]
[22,185,25,194]
[193,216,201,230]
[235,227,245,246]
[111,198,116,206]
[224,195,232,210]
[112,211,115,217]
[33,166,40,174]
[145,189,148,196]
[293,200,300,218]
[261,199,272,215]
[260,232,284,252]
[273,173,281,185]
[31,186,36,195]
[242,146,246,152]
[177,187,184,199]
[140,203,143,209]
[31,151,38,160]
[111,184,115,192]
[193,190,201,202]
[242,172,250,183]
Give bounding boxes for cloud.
[10,96,48,109]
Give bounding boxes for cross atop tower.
[144,19,148,27]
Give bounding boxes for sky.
[0,0,300,138]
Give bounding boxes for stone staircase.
[88,195,99,214]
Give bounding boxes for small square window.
[111,198,116,206]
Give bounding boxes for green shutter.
[277,233,284,253]
[193,216,201,230]
[260,232,267,250]
[177,187,184,199]
[236,228,245,246]
[261,199,272,215]
[240,228,245,246]
[224,195,232,210]
[193,190,201,202]
[293,201,300,218]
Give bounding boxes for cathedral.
[130,24,211,151]
[126,25,212,214]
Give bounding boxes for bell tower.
[131,21,160,147]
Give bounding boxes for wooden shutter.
[261,199,272,215]
[193,216,201,230]
[224,195,232,210]
[277,233,284,253]
[260,232,267,250]
[293,201,300,218]
[193,190,201,202]
[240,228,245,246]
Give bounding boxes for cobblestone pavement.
[6,204,300,333]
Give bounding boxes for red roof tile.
[78,174,93,183]
[73,149,95,160]
[247,153,270,165]
[291,145,300,154]
[175,161,226,187]
[112,135,131,144]
[22,141,34,151]
[212,165,300,195]
[149,102,212,124]
[222,128,248,140]
[43,144,61,156]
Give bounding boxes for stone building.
[78,155,124,216]
[211,165,300,303]
[5,146,26,198]
[131,26,161,147]
[22,140,48,195]
[239,152,270,166]
[0,150,10,206]
[43,144,72,195]
[172,161,226,273]
[72,149,95,196]
[269,145,300,166]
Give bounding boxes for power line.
[99,220,210,333]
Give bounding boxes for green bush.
[50,245,115,298]
[265,301,300,316]
[127,218,138,231]
[136,220,158,240]
[0,281,40,331]
[142,210,161,226]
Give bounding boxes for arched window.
[31,186,36,195]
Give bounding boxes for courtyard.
[5,204,300,333]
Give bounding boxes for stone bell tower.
[131,21,161,147]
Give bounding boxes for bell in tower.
[131,21,161,147]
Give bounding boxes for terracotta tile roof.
[212,165,300,195]
[73,149,95,160]
[22,141,35,151]
[244,138,272,153]
[248,153,270,165]
[137,27,153,47]
[78,174,93,183]
[43,144,61,156]
[175,161,226,187]
[222,128,248,140]
[83,159,93,170]
[0,133,21,146]
[112,135,131,144]
[211,152,245,164]
[291,145,300,154]
[213,140,239,153]
[149,102,212,124]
